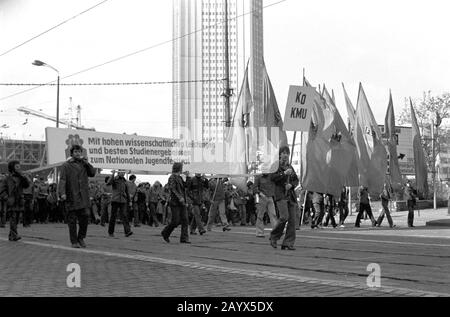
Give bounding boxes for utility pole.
[223,0,232,130]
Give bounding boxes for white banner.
[283,86,315,132]
[45,128,279,175]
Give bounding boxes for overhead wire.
[0,0,111,58]
[0,0,288,102]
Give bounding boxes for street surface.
[1,209,449,297]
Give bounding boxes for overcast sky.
[1,0,450,142]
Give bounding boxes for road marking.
[225,230,450,248]
[1,237,448,297]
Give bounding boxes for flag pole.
[299,68,307,227]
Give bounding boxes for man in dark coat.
[404,181,418,228]
[0,161,30,241]
[269,146,299,251]
[59,145,96,248]
[161,162,190,244]
[186,173,208,235]
[107,170,133,238]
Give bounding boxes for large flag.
[385,91,403,192]
[354,83,387,196]
[249,60,288,174]
[225,65,251,191]
[262,59,288,148]
[342,83,356,135]
[302,81,358,196]
[410,100,429,195]
[323,87,359,188]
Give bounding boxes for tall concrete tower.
[173,0,263,143]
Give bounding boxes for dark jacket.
[59,158,96,211]
[359,187,370,205]
[107,176,129,204]
[1,172,30,210]
[186,176,209,206]
[271,165,299,202]
[209,178,226,201]
[168,174,186,207]
[404,186,417,205]
[253,174,275,198]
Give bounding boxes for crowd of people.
[0,145,419,250]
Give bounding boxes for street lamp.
[32,60,60,128]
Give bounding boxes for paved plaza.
[1,209,449,297]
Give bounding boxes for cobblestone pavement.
[0,209,449,297]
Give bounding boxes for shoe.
[161,232,170,243]
[109,233,115,238]
[100,223,105,227]
[10,236,22,242]
[125,231,134,237]
[240,223,247,227]
[256,235,265,238]
[390,225,397,229]
[408,225,415,228]
[281,245,296,251]
[199,230,206,236]
[78,239,86,248]
[180,241,191,244]
[355,225,360,228]
[71,243,80,248]
[339,225,345,228]
[223,226,231,232]
[207,228,212,232]
[190,232,197,235]
[134,224,141,228]
[269,239,277,249]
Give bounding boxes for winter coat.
[59,158,96,211]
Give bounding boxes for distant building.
[172,0,264,143]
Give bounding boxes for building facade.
[0,139,46,174]
[172,0,264,143]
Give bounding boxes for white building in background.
[172,0,264,143]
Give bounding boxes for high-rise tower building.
[172,0,264,143]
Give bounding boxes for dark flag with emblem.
[262,59,288,148]
[354,83,387,196]
[302,81,358,196]
[225,64,251,192]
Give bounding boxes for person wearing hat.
[59,145,96,248]
[161,162,190,244]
